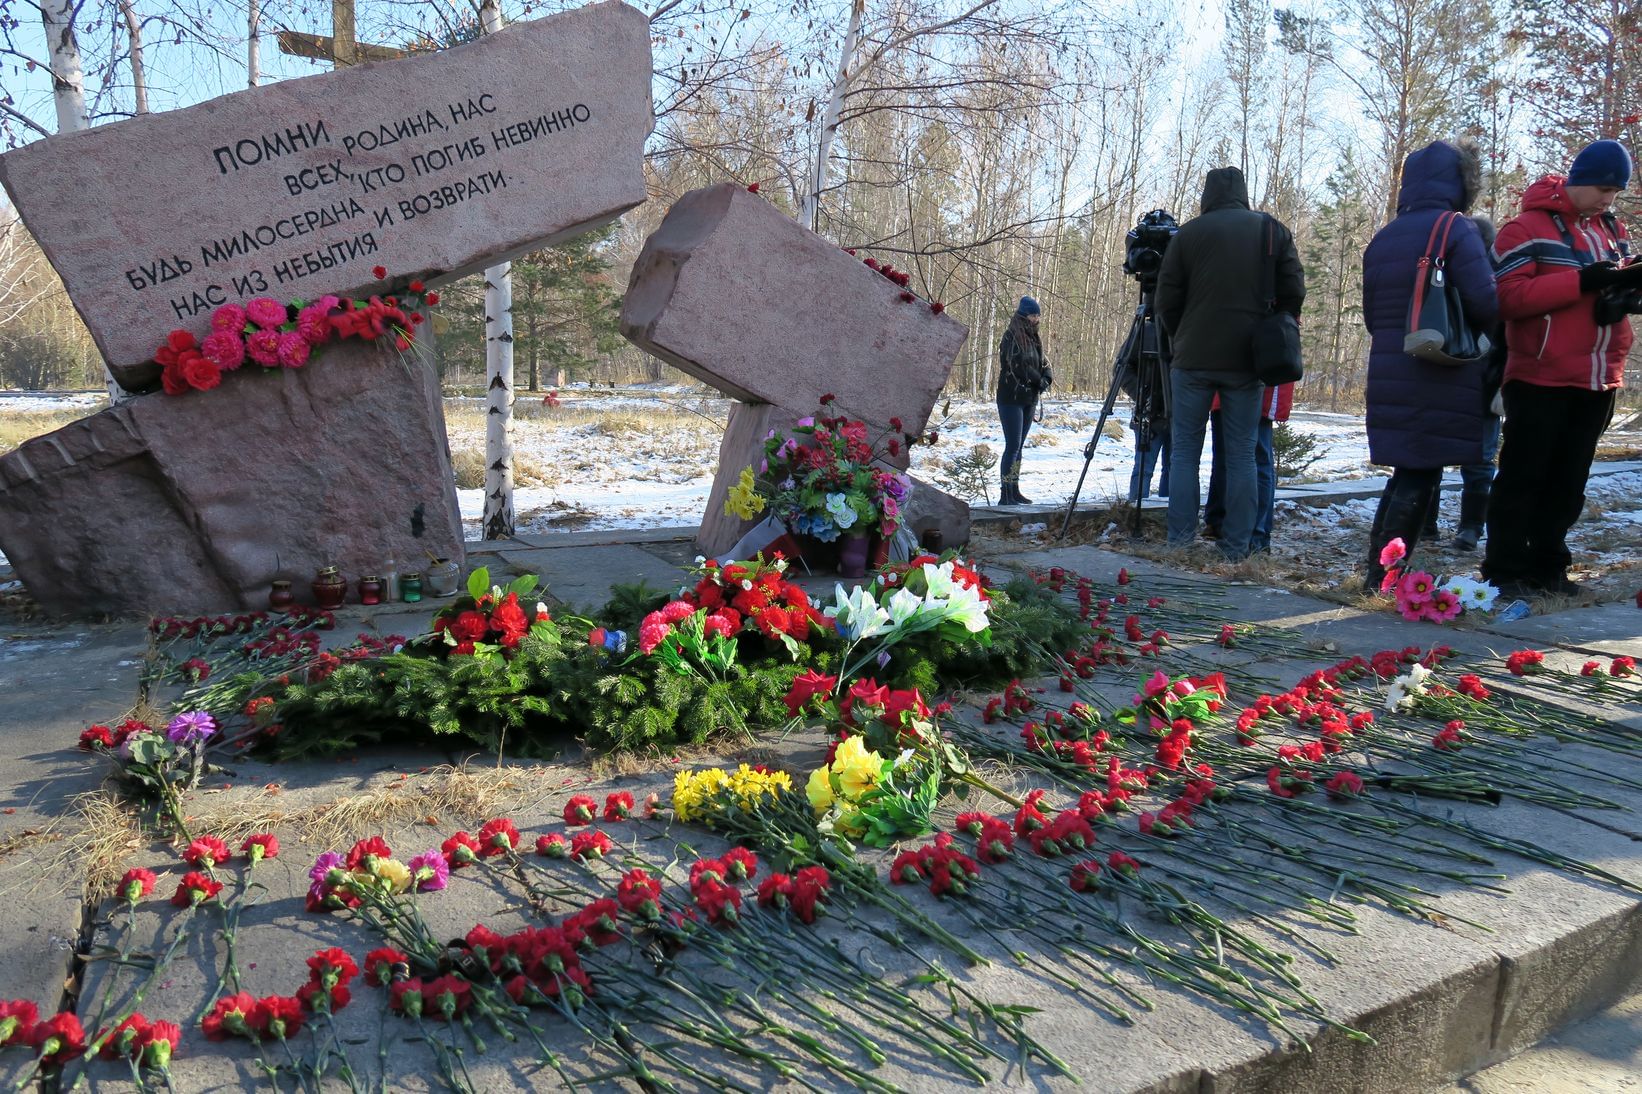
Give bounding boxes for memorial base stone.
[0,343,463,617]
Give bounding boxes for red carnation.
[118,868,157,904]
[28,1012,86,1065]
[371,265,387,279]
[201,993,265,1041]
[570,829,613,862]
[259,995,305,1040]
[363,947,408,987]
[448,610,490,644]
[172,871,223,906]
[563,795,597,826]
[603,791,635,821]
[536,832,569,858]
[345,836,392,871]
[184,835,231,868]
[1505,649,1545,676]
[616,868,663,920]
[441,831,481,868]
[477,817,520,856]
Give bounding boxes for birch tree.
[479,0,514,539]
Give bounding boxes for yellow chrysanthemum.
[673,767,731,823]
[806,765,835,811]
[724,467,767,520]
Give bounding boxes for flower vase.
[871,534,891,569]
[838,534,872,579]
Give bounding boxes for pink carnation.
[200,330,247,370]
[1378,538,1407,567]
[245,297,289,330]
[246,328,282,367]
[276,330,312,368]
[210,303,248,333]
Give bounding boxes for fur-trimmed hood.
[1398,139,1483,215]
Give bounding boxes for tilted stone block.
[620,182,971,555]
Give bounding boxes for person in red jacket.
[1483,140,1641,597]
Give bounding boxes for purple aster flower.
[165,711,217,746]
[408,851,449,892]
[309,851,346,887]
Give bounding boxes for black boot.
[1367,481,1432,591]
[1421,489,1440,542]
[1453,482,1489,552]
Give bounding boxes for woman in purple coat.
[1361,139,1500,589]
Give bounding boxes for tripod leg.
[1059,366,1126,539]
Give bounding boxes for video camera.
[1123,209,1181,284]
[1595,287,1642,326]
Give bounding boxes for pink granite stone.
[620,182,971,555]
[0,341,463,616]
[0,1,653,390]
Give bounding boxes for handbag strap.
[1409,211,1458,327]
[1259,213,1278,312]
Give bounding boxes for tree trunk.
[43,0,129,405]
[118,0,148,114]
[479,0,515,539]
[801,0,865,232]
[248,0,261,87]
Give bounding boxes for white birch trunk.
[248,0,261,87]
[801,0,865,233]
[479,0,515,539]
[118,0,148,114]
[44,0,128,405]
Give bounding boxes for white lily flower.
[824,583,892,640]
[920,561,957,599]
[942,584,991,633]
[885,587,926,627]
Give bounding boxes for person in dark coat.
[996,296,1051,504]
[1155,167,1305,559]
[1361,139,1499,590]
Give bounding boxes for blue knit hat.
[1017,296,1041,317]
[1568,140,1632,189]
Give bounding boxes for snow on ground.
[2,386,1638,593]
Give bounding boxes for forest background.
[0,0,1636,412]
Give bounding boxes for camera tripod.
[1059,285,1172,538]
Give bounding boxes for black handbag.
[1404,211,1490,366]
[1253,214,1303,385]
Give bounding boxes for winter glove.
[1579,261,1620,293]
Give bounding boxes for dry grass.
[0,409,85,453]
[15,765,558,904]
[30,791,145,905]
[449,448,556,490]
[184,763,557,850]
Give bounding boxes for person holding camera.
[1360,139,1499,590]
[996,295,1051,505]
[1482,139,1638,597]
[1156,166,1304,560]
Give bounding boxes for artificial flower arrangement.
[152,265,438,395]
[727,396,918,544]
[637,555,830,666]
[1377,539,1498,623]
[77,710,220,830]
[426,568,554,659]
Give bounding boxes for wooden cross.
[277,0,406,68]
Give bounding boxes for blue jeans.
[1168,370,1261,557]
[1461,416,1501,494]
[1205,416,1274,548]
[1129,429,1170,500]
[997,399,1034,496]
[1253,420,1275,550]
